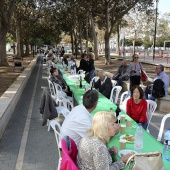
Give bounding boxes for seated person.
[46,53,54,71]
[94,70,112,99]
[77,111,131,170]
[60,90,99,146]
[144,64,169,101]
[113,59,129,86]
[68,54,77,73]
[62,55,68,66]
[50,68,72,96]
[126,85,148,130]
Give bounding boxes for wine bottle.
[91,81,94,90]
[115,103,121,123]
[79,76,82,88]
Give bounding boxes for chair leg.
[47,119,49,127]
[47,120,51,131]
[57,157,62,170]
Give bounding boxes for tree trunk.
[73,30,78,58]
[104,2,110,65]
[0,0,16,66]
[13,43,16,54]
[16,19,22,58]
[91,15,98,60]
[85,14,89,54]
[105,35,110,65]
[116,24,120,55]
[71,31,74,54]
[25,39,30,56]
[79,25,83,56]
[0,27,8,66]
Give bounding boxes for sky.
[158,0,170,14]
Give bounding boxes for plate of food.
[118,149,137,157]
[120,134,135,143]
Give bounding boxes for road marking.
[150,122,160,131]
[14,60,41,170]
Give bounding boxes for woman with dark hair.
[78,53,89,73]
[123,54,144,90]
[50,68,72,96]
[126,85,148,129]
[88,53,95,80]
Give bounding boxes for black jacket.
[94,77,112,99]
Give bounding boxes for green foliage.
[142,36,153,49]
[6,33,15,44]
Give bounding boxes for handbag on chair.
[139,63,147,82]
[126,152,164,170]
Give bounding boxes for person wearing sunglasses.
[122,54,144,90]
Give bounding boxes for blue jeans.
[114,77,128,87]
[144,88,155,101]
[90,69,95,80]
[142,122,148,130]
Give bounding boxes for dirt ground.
[0,55,34,97]
[0,55,170,97]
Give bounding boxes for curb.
[0,56,38,139]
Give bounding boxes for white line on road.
[14,60,41,170]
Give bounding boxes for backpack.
[152,79,165,98]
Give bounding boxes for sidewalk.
[0,56,169,170]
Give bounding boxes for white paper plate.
[120,134,134,143]
[118,149,137,157]
[68,75,80,81]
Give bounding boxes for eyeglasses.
[134,57,139,59]
[155,67,160,70]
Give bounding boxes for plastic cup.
[120,115,126,122]
[126,119,132,129]
[85,85,90,92]
[120,124,126,134]
[119,139,126,150]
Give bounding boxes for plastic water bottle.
[162,128,170,162]
[134,123,144,153]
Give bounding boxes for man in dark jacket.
[94,70,112,99]
[113,59,129,86]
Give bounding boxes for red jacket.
[126,98,147,123]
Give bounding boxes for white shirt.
[60,104,92,146]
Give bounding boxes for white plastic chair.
[50,120,62,170]
[110,86,122,104]
[157,113,170,142]
[146,100,157,132]
[90,76,99,86]
[59,97,74,111]
[57,107,70,118]
[55,97,74,118]
[47,79,57,99]
[120,91,128,105]
[53,83,68,104]
[111,80,117,87]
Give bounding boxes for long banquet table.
[57,63,170,170]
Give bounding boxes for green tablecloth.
[58,63,170,170]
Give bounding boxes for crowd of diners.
[41,48,169,169]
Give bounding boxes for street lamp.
[153,0,159,62]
